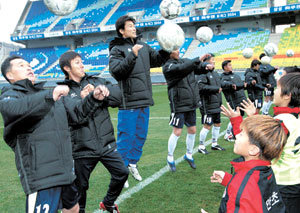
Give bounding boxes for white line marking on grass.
[93,130,226,213]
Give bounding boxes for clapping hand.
[221,102,241,118]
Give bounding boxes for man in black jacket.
[109,15,168,184]
[245,59,266,114]
[0,56,108,213]
[59,51,128,213]
[197,54,225,154]
[220,60,247,141]
[259,53,278,115]
[162,49,212,171]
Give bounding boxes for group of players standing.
[0,14,299,213]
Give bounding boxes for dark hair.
[203,53,215,62]
[222,60,231,70]
[59,51,81,78]
[278,72,300,108]
[115,15,136,37]
[283,66,300,74]
[259,53,266,60]
[1,55,23,83]
[251,59,261,68]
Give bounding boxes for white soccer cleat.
[123,180,129,188]
[128,164,142,181]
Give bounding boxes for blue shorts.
[26,182,78,212]
[201,113,221,125]
[169,110,196,128]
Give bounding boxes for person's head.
[281,66,300,76]
[235,115,287,161]
[170,49,180,60]
[115,15,136,38]
[1,55,35,84]
[222,60,232,72]
[251,59,261,70]
[59,51,85,82]
[274,72,300,108]
[203,53,215,66]
[259,53,266,60]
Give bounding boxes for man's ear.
[119,28,124,36]
[249,145,260,157]
[283,93,291,102]
[63,65,71,73]
[6,71,14,81]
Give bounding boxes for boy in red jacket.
[211,112,286,212]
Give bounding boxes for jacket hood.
[2,79,45,94]
[109,35,142,51]
[231,157,270,172]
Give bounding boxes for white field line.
[94,130,226,213]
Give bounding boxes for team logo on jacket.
[128,48,132,52]
[70,93,77,98]
[231,76,234,79]
[209,75,213,78]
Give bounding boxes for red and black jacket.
[219,157,285,213]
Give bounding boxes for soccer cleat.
[211,144,226,151]
[198,146,209,155]
[99,202,120,213]
[224,133,235,142]
[167,159,176,172]
[123,180,129,188]
[128,165,142,181]
[184,155,196,169]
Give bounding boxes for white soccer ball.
[242,48,253,59]
[196,26,213,43]
[264,43,278,57]
[157,22,185,52]
[159,0,181,20]
[286,49,294,57]
[43,0,78,16]
[261,56,271,65]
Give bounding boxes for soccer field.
[0,85,239,212]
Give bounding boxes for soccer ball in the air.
[159,0,181,20]
[261,56,271,65]
[242,48,253,59]
[157,22,185,52]
[286,49,294,57]
[196,26,213,43]
[43,0,78,16]
[264,43,278,57]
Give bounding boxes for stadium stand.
[10,46,69,77]
[185,30,269,69]
[25,1,57,34]
[272,25,300,67]
[208,0,235,14]
[240,0,268,9]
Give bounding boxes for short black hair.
[259,53,266,60]
[222,60,231,70]
[1,55,23,83]
[115,15,136,37]
[59,51,81,78]
[283,66,300,74]
[278,72,300,107]
[251,59,261,68]
[203,53,215,62]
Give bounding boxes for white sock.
[186,133,196,156]
[212,126,220,143]
[226,122,232,135]
[167,155,174,162]
[199,128,209,145]
[212,142,218,147]
[261,101,268,114]
[185,152,193,160]
[129,163,136,168]
[168,133,179,157]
